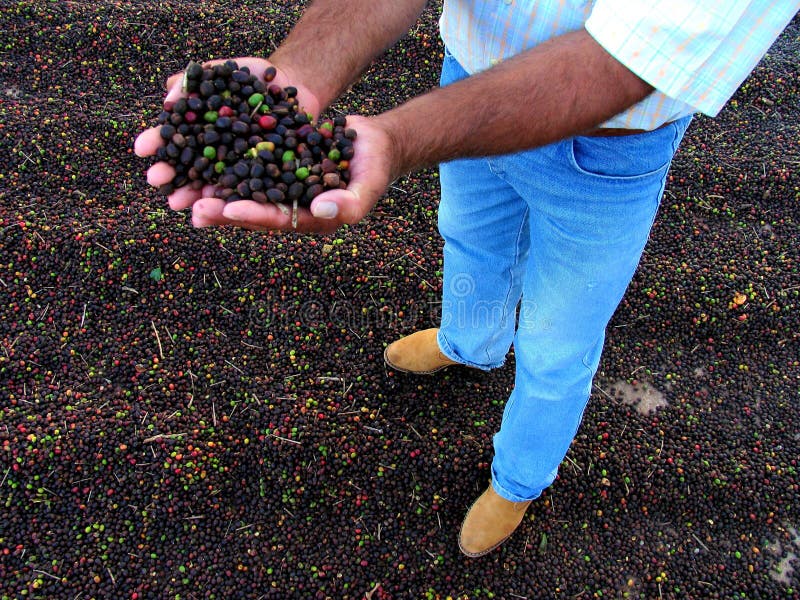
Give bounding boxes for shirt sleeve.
[585,0,799,116]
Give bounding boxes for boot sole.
[458,533,513,558]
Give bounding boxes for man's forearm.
[269,0,430,109]
[376,29,655,178]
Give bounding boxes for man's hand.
[134,57,333,231]
[219,115,396,231]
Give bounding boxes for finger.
[191,197,232,228]
[310,185,373,225]
[222,200,339,233]
[309,189,343,220]
[146,162,176,187]
[167,186,203,211]
[134,127,165,157]
[192,197,274,230]
[222,200,293,230]
[164,76,185,110]
[165,71,183,92]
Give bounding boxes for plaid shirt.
[439,0,798,130]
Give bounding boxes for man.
[135,1,798,557]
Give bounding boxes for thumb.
[163,75,185,110]
[309,188,357,223]
[310,180,380,225]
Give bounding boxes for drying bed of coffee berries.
[0,2,798,600]
[153,60,355,212]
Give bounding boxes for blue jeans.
[436,49,691,502]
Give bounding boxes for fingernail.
[221,205,245,221]
[312,201,338,219]
[164,82,182,108]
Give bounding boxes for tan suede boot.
[383,328,459,374]
[458,486,532,557]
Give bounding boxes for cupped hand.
[220,114,397,231]
[134,56,334,231]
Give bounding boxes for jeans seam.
[484,203,529,364]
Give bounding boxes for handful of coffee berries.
[152,60,355,219]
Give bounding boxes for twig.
[151,321,163,359]
[163,324,175,347]
[269,433,302,445]
[364,582,382,600]
[186,370,196,408]
[593,383,615,402]
[224,359,244,374]
[383,249,415,268]
[691,533,710,552]
[94,241,113,254]
[564,455,581,474]
[143,433,186,443]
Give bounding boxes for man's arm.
[377,28,654,179]
[305,28,655,224]
[269,0,430,111]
